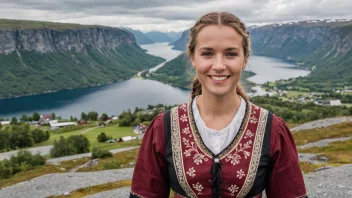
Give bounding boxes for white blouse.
[192,96,246,155]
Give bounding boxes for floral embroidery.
[182,127,190,134]
[228,184,239,196]
[180,103,187,112]
[237,169,245,179]
[244,129,253,139]
[249,114,258,124]
[186,167,196,177]
[225,140,252,165]
[182,137,208,164]
[192,182,203,195]
[180,114,188,122]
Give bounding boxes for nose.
[212,56,226,71]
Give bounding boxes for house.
[77,119,88,125]
[119,136,137,142]
[50,121,77,130]
[0,121,10,126]
[315,100,341,106]
[133,124,147,134]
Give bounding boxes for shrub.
[0,150,46,179]
[50,136,77,158]
[97,132,111,142]
[91,147,113,159]
[31,129,50,143]
[102,159,122,170]
[0,162,12,179]
[68,135,90,154]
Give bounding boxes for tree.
[31,129,50,143]
[20,115,28,122]
[97,132,110,142]
[68,135,90,154]
[100,113,108,121]
[81,112,87,120]
[32,112,40,121]
[87,111,99,121]
[10,117,18,125]
[51,112,56,120]
[50,136,76,158]
[9,124,33,149]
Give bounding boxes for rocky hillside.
[0,19,164,99]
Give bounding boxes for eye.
[226,52,238,57]
[201,51,213,57]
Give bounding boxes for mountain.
[249,19,352,91]
[144,31,173,43]
[0,19,165,99]
[168,20,352,91]
[170,29,189,51]
[121,27,155,45]
[165,31,182,43]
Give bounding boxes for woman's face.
[191,25,247,98]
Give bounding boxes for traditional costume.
[130,98,307,198]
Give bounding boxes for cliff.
[0,19,165,99]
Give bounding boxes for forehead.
[196,25,243,49]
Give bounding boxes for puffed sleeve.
[266,115,307,198]
[130,113,170,198]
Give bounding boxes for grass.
[49,180,132,198]
[0,157,91,188]
[298,138,352,164]
[292,122,352,146]
[299,161,325,174]
[34,125,139,150]
[78,148,140,172]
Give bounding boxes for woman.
[130,12,307,198]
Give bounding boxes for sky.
[0,0,352,32]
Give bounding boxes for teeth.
[211,76,227,81]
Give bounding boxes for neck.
[196,91,241,118]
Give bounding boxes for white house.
[0,121,10,126]
[119,136,137,142]
[50,122,77,130]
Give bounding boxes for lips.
[209,75,230,81]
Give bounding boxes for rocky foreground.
[0,165,351,198]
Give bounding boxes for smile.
[209,75,230,81]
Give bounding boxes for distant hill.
[145,31,173,43]
[170,29,189,51]
[168,20,352,91]
[121,27,155,45]
[0,19,165,99]
[165,31,182,43]
[249,19,352,91]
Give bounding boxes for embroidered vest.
[168,101,269,198]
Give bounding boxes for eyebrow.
[199,47,240,51]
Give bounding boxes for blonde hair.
[187,12,251,100]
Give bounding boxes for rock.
[63,192,70,195]
[59,167,66,171]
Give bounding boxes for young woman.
[130,12,307,198]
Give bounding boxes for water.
[140,43,183,72]
[0,44,310,119]
[246,56,310,84]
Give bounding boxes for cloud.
[0,0,351,32]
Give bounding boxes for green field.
[34,126,138,150]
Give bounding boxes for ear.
[242,57,248,70]
[190,55,196,69]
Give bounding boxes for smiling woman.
[130,12,307,198]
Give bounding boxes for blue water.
[0,43,310,119]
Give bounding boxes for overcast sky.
[1,0,351,32]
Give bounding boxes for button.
[214,158,219,163]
